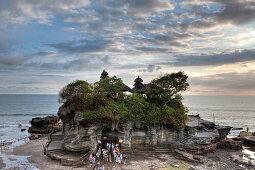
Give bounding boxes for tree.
[59,80,93,111]
[145,71,189,106]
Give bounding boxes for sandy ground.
[0,157,5,169]
[10,139,70,170]
[0,138,252,170]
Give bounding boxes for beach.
[1,137,254,170]
[1,138,68,170]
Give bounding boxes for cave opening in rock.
[100,127,121,149]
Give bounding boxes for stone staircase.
[50,131,64,141]
[154,142,171,153]
[180,136,192,144]
[48,131,64,151]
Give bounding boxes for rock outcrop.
[44,107,236,165]
[56,105,185,153]
[171,115,234,155]
[28,115,60,133]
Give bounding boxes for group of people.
[89,142,127,169]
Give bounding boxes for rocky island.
[40,70,251,169]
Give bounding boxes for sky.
[0,0,255,95]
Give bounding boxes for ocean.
[183,96,255,133]
[0,95,60,144]
[0,95,254,143]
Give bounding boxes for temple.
[100,69,109,79]
[132,76,145,94]
[44,70,235,166]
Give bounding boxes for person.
[120,153,122,164]
[105,150,108,161]
[247,127,249,132]
[118,155,121,164]
[89,153,93,168]
[113,150,117,161]
[115,154,118,163]
[96,151,101,164]
[108,152,112,163]
[123,154,127,165]
[92,156,96,169]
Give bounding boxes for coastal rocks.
[44,105,240,166]
[28,115,60,133]
[175,149,197,162]
[218,137,242,150]
[170,115,234,155]
[29,134,41,140]
[57,105,185,153]
[56,109,233,155]
[174,149,208,163]
[21,128,26,132]
[239,131,255,147]
[184,115,232,147]
[231,153,255,168]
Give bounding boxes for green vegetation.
[59,72,189,128]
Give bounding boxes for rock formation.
[57,104,184,153]
[28,115,60,133]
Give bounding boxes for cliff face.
[58,105,184,153]
[57,106,233,155]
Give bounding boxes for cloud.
[170,49,255,66]
[1,0,255,95]
[63,55,111,71]
[190,71,255,90]
[138,64,162,73]
[48,38,115,54]
[188,0,255,26]
[0,0,90,25]
[0,55,25,66]
[212,0,255,25]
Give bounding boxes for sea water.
[0,95,60,144]
[183,96,255,132]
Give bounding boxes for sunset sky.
[1,0,255,95]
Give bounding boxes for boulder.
[218,137,242,150]
[28,115,60,133]
[29,134,41,140]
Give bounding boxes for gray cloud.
[0,0,90,25]
[212,0,255,25]
[0,55,25,66]
[48,39,113,53]
[170,49,255,66]
[138,64,162,73]
[64,55,111,71]
[190,71,255,90]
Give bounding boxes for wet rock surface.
[28,115,60,133]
